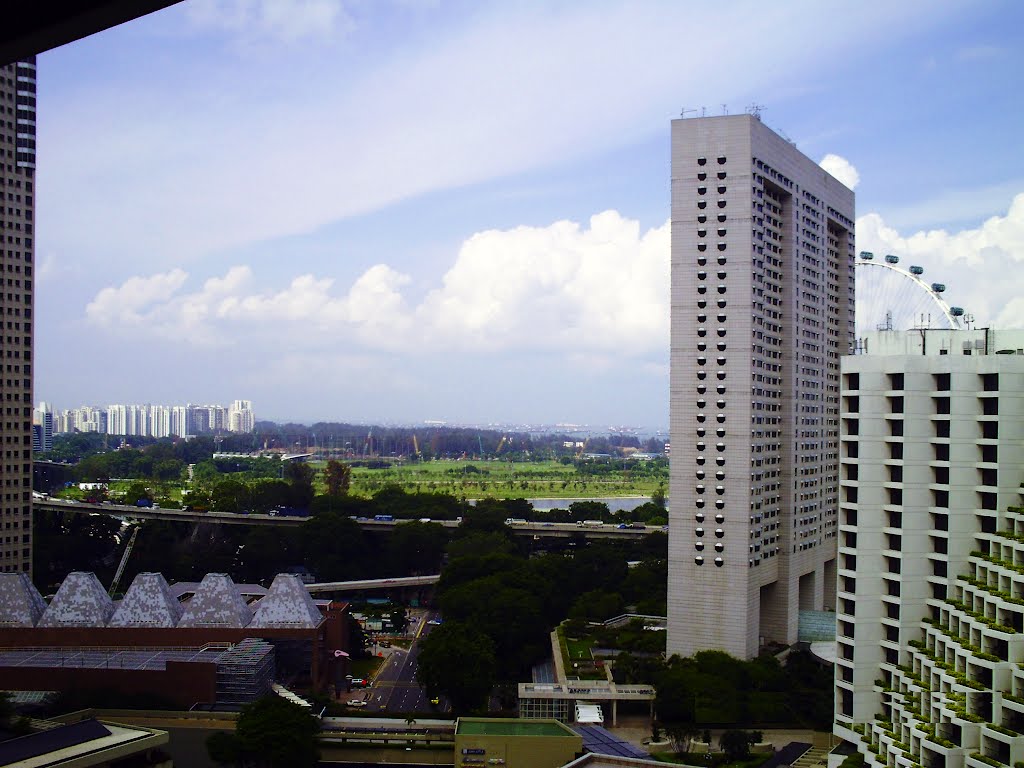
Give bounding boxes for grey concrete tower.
[667,114,855,658]
[0,56,35,574]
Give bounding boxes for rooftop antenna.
[701,106,707,117]
[680,107,697,119]
[722,104,729,115]
[963,312,975,330]
[746,103,765,120]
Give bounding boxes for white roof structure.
[109,572,184,627]
[0,572,48,627]
[38,572,114,627]
[575,703,604,724]
[249,574,323,629]
[178,573,253,628]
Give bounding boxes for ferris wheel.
[855,251,965,337]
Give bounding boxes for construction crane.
[109,525,140,596]
[362,427,373,457]
[412,434,421,459]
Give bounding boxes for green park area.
[339,458,667,499]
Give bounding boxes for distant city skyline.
[34,1,1024,426]
[44,399,256,437]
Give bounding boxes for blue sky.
[34,0,1024,427]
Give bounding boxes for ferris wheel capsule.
[855,253,965,336]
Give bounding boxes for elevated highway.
[33,499,660,539]
[306,575,440,593]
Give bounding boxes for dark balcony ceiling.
[1,1,184,66]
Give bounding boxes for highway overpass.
[306,575,440,593]
[33,499,659,539]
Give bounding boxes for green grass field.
[340,459,667,500]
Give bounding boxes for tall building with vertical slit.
[667,114,855,658]
[0,57,35,574]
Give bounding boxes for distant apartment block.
[32,400,52,453]
[44,400,256,442]
[228,399,255,434]
[0,57,36,574]
[668,113,855,658]
[833,328,1024,768]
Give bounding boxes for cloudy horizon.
[35,0,1024,427]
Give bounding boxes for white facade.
[833,329,1024,768]
[150,405,171,438]
[170,406,188,438]
[106,404,127,436]
[228,399,255,433]
[668,114,855,658]
[63,401,252,437]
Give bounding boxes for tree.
[123,481,152,505]
[416,621,497,712]
[208,694,320,767]
[298,511,367,581]
[718,729,758,762]
[568,500,610,522]
[655,664,697,725]
[446,532,515,561]
[284,461,316,507]
[651,484,667,510]
[211,478,249,513]
[666,723,699,755]
[323,460,352,497]
[205,731,239,766]
[387,521,448,575]
[569,590,625,622]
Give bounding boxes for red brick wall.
[0,660,217,707]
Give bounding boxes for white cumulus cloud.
[84,211,670,356]
[84,195,1024,362]
[856,193,1024,327]
[85,269,189,327]
[820,153,860,190]
[417,211,669,351]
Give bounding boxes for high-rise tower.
[667,114,855,658]
[0,57,35,574]
[833,328,1024,767]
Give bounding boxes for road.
[359,610,451,715]
[34,498,658,539]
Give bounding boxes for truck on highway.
[577,520,604,527]
[505,518,528,525]
[373,514,394,522]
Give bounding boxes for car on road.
[427,619,441,625]
[347,699,367,707]
[350,678,369,688]
[429,696,440,705]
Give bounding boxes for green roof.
[457,719,572,738]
